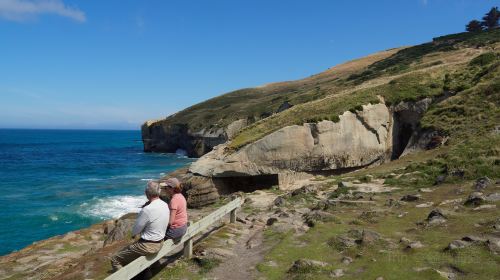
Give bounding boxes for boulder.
[288,259,328,273]
[303,210,337,227]
[360,230,380,244]
[341,256,353,265]
[427,209,447,225]
[487,238,500,254]
[273,196,286,207]
[464,192,485,207]
[329,235,357,250]
[406,241,424,249]
[446,240,471,250]
[330,268,345,278]
[473,177,491,191]
[338,181,353,188]
[103,213,137,246]
[291,184,317,196]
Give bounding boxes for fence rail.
[105,197,243,280]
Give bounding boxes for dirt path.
[201,191,280,280]
[205,223,268,280]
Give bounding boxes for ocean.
[0,129,194,256]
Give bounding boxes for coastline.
[0,129,195,257]
[0,187,223,280]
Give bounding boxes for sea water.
[0,129,194,256]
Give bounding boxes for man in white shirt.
[110,181,170,272]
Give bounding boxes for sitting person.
[161,178,188,241]
[110,181,169,272]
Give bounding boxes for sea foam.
[81,195,146,219]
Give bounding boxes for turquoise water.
[0,129,194,256]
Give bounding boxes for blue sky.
[0,0,497,130]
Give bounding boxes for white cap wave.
[81,195,146,219]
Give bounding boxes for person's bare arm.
[169,209,176,226]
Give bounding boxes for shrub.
[469,52,498,67]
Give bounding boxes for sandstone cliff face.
[190,103,393,177]
[141,121,227,157]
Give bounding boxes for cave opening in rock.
[392,113,415,160]
[213,174,279,194]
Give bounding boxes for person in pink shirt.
[161,177,188,241]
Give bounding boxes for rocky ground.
[1,154,499,280]
[151,159,499,280]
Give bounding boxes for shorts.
[165,224,187,241]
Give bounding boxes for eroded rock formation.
[142,118,252,157]
[190,103,393,177]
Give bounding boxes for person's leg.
[110,241,162,271]
[164,225,187,242]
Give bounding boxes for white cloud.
[0,0,85,22]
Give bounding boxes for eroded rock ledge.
[179,98,442,197]
[191,103,393,177]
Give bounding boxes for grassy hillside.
[151,49,400,131]
[230,29,500,150]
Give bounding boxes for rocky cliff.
[141,120,227,157]
[188,98,441,191]
[190,103,394,177]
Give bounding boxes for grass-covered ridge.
[150,48,400,132]
[228,29,500,150]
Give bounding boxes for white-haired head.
[145,180,161,199]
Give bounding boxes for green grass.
[257,181,500,280]
[57,243,87,253]
[152,259,203,280]
[194,257,222,274]
[351,29,500,82]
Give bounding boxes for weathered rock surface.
[464,192,485,207]
[226,119,248,140]
[141,120,228,157]
[103,213,137,246]
[190,103,393,177]
[159,168,220,208]
[427,209,447,225]
[473,176,491,191]
[288,259,328,273]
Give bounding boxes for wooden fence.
[105,197,243,280]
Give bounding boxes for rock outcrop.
[159,168,220,208]
[190,103,393,177]
[142,121,227,157]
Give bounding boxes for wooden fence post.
[183,238,193,259]
[230,208,237,223]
